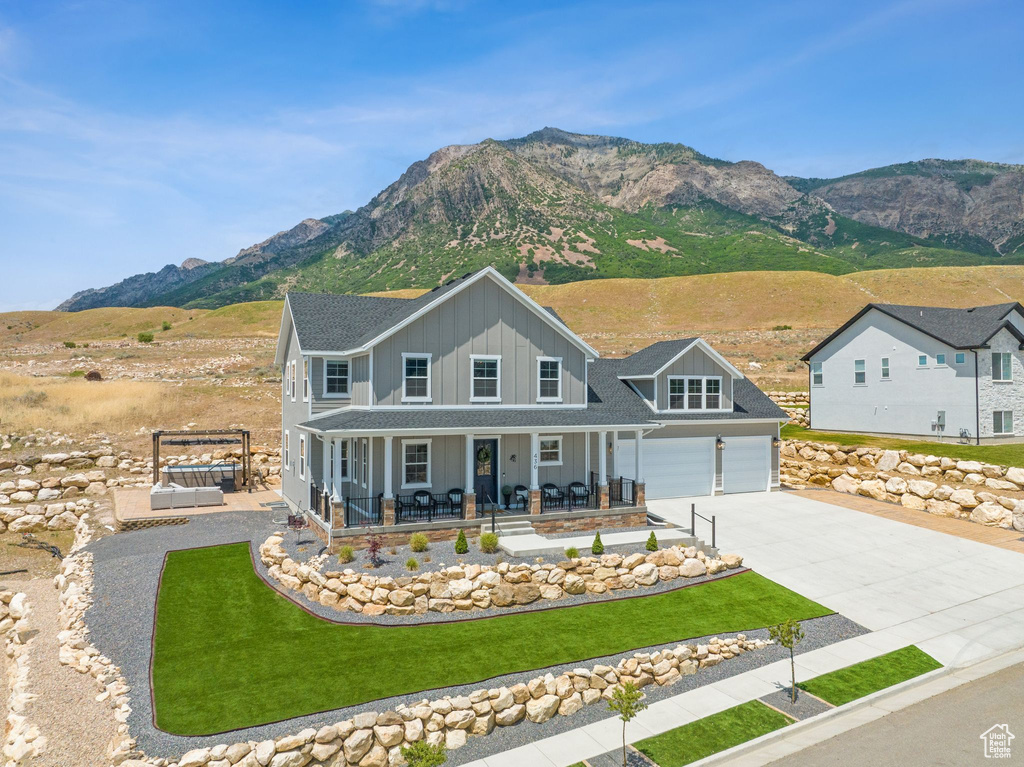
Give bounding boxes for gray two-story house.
[275,267,785,546]
[802,302,1024,443]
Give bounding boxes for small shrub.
[646,531,658,551]
[137,332,154,343]
[366,533,384,567]
[405,557,419,572]
[14,390,47,407]
[337,546,354,564]
[161,321,172,331]
[400,740,447,767]
[63,340,76,349]
[455,529,468,554]
[68,370,85,378]
[565,546,580,559]
[409,533,429,553]
[479,532,499,553]
[591,531,604,555]
[772,324,793,331]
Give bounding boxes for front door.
[473,439,498,508]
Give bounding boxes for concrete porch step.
[480,519,536,537]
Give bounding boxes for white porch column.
[530,432,540,490]
[465,434,475,493]
[383,436,393,499]
[598,430,608,485]
[321,437,330,494]
[634,429,644,483]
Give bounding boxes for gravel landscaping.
[83,511,867,763]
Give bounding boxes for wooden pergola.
[151,429,254,491]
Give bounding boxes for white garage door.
[722,436,770,494]
[617,437,714,500]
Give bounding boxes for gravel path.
[84,512,868,762]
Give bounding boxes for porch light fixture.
[771,436,781,447]
[716,435,726,451]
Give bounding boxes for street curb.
[684,643,1024,767]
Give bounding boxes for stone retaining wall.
[1,591,41,766]
[782,439,1024,531]
[0,496,95,534]
[766,391,809,426]
[260,535,744,617]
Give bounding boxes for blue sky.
[1,0,1022,311]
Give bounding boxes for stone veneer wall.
[260,535,744,617]
[782,439,1024,531]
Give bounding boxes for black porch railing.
[589,472,639,508]
[395,492,465,524]
[309,482,333,524]
[539,482,598,512]
[344,495,382,527]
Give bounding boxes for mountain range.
[57,128,1024,311]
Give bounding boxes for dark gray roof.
[299,358,784,432]
[803,302,1024,360]
[287,272,478,352]
[616,339,699,377]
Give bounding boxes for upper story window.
[881,357,890,380]
[402,353,432,402]
[471,355,501,402]
[854,359,866,385]
[289,362,297,402]
[324,360,349,397]
[936,353,946,366]
[537,357,562,402]
[993,352,1012,382]
[302,359,309,401]
[668,376,722,410]
[918,355,928,367]
[284,362,291,397]
[955,352,966,365]
[811,361,823,386]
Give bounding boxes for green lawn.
[781,424,1024,466]
[798,646,942,706]
[635,701,793,767]
[152,543,831,735]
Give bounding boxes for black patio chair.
[568,481,591,509]
[541,483,565,509]
[412,490,436,516]
[513,484,529,510]
[447,488,464,512]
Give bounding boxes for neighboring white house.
[802,302,1024,443]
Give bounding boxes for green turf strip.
[636,700,793,767]
[798,645,942,706]
[151,542,831,735]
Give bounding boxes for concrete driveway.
[647,491,1024,668]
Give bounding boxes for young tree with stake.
[608,682,647,766]
[769,619,805,703]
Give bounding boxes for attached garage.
[617,437,714,500]
[722,436,771,494]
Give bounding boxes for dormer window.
[471,355,501,402]
[668,376,723,411]
[324,359,349,397]
[402,353,432,402]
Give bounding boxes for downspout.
[973,350,980,445]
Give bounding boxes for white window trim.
[298,434,306,480]
[338,439,350,481]
[401,352,433,403]
[284,430,290,471]
[853,359,866,386]
[302,358,309,402]
[289,362,296,402]
[401,438,432,489]
[993,352,1013,382]
[665,375,727,412]
[994,410,1014,435]
[880,357,890,380]
[322,358,351,399]
[470,354,502,403]
[537,356,563,403]
[284,362,291,397]
[810,361,823,387]
[538,435,563,466]
[360,438,368,489]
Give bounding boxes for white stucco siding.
[808,310,977,439]
[977,328,1024,438]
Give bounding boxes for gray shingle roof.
[615,339,699,377]
[287,271,478,353]
[803,302,1024,360]
[299,358,784,432]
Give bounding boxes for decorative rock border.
[2,591,43,766]
[54,516,139,765]
[0,496,96,534]
[259,535,745,617]
[782,439,1024,531]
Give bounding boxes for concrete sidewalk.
[498,527,696,557]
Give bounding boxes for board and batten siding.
[655,348,734,411]
[280,324,310,509]
[371,277,588,407]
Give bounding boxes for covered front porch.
[300,428,648,535]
